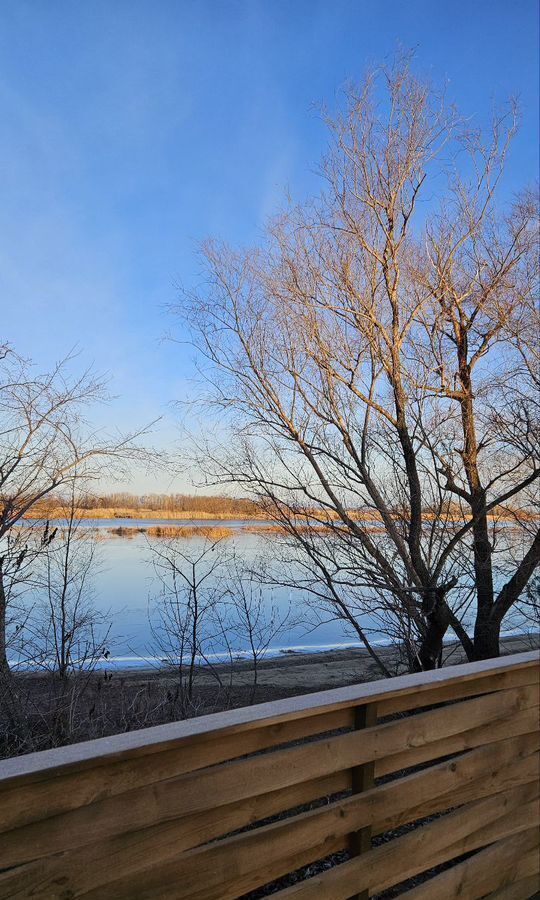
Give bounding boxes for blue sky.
[0,0,538,492]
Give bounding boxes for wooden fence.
[0,650,538,899]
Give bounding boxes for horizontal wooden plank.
[378,662,539,716]
[0,772,351,900]
[211,756,539,900]
[444,794,540,859]
[179,772,540,900]
[273,788,539,900]
[7,684,533,841]
[377,749,539,834]
[1,651,536,791]
[0,656,536,900]
[488,873,540,900]
[377,701,539,777]
[59,735,539,900]
[367,793,540,897]
[372,793,540,895]
[105,685,535,824]
[396,826,540,900]
[2,682,537,875]
[0,706,353,834]
[2,682,534,867]
[3,743,537,900]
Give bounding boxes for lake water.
[14,518,531,670]
[89,520,369,667]
[10,518,370,669]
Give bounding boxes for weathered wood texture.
[0,650,538,899]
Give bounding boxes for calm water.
[15,518,531,670]
[91,522,365,667]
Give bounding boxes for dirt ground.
[4,632,537,759]
[117,631,539,694]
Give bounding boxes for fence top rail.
[0,650,538,787]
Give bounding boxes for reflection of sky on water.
[13,520,534,669]
[93,527,364,666]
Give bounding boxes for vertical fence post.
[348,701,378,900]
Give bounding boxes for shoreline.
[17,633,535,692]
[97,629,540,672]
[125,632,539,686]
[6,633,538,759]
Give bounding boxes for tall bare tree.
[28,491,109,678]
[0,344,151,673]
[149,534,233,713]
[176,59,539,670]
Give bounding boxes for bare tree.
[26,492,110,678]
[148,534,232,713]
[175,58,539,670]
[0,344,152,673]
[0,492,112,751]
[6,495,111,748]
[149,535,293,709]
[226,559,290,702]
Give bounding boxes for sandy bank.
[116,633,539,693]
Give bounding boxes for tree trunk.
[456,333,497,658]
[469,492,496,647]
[413,587,452,671]
[472,617,501,660]
[0,567,9,676]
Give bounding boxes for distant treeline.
[84,492,260,515]
[27,492,263,518]
[25,492,538,522]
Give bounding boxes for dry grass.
[24,504,539,524]
[25,507,255,521]
[147,525,234,539]
[108,522,384,540]
[108,525,234,540]
[107,526,146,538]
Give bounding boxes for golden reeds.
[107,525,234,540]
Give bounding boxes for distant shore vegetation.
[25,492,539,525]
[108,524,235,540]
[25,492,263,520]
